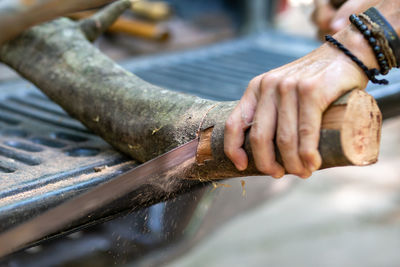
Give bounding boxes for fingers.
[276,79,311,178]
[298,81,323,173]
[249,75,285,178]
[224,76,260,171]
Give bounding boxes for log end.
[342,90,382,165]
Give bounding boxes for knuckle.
[278,84,290,97]
[262,72,279,82]
[260,73,279,91]
[278,78,296,96]
[248,77,260,89]
[225,116,236,132]
[277,133,294,150]
[256,161,275,175]
[298,124,315,137]
[298,79,316,95]
[249,128,263,145]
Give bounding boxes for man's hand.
[224,27,377,178]
[312,0,382,39]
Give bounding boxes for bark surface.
[0,0,382,181]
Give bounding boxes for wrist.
[377,1,400,36]
[334,25,380,70]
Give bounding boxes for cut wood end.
[196,127,213,164]
[341,90,382,166]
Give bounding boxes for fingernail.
[331,18,346,31]
[300,171,311,179]
[272,169,285,179]
[236,163,246,171]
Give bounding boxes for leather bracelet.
[364,7,400,68]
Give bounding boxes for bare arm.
[224,0,400,178]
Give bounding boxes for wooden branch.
[0,7,382,181]
[0,0,115,45]
[78,0,133,42]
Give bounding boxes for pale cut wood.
[194,90,382,179]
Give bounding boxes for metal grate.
[0,81,136,232]
[123,32,316,100]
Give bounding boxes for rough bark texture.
[0,1,382,181]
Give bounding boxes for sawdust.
[94,165,108,172]
[151,126,163,135]
[210,182,231,192]
[241,180,246,197]
[128,144,141,151]
[0,162,133,207]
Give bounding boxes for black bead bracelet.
[349,14,390,75]
[325,35,388,85]
[364,7,400,68]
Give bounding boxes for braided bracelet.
[325,35,388,85]
[349,14,390,75]
[364,7,400,68]
[359,13,397,70]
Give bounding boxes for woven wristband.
[364,7,400,67]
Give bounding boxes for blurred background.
[1,0,400,266]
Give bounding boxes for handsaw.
[0,138,199,258]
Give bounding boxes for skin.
[312,0,382,38]
[224,0,400,178]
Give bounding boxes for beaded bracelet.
[349,14,390,75]
[364,7,400,68]
[325,35,388,85]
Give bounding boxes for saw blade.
[0,138,199,257]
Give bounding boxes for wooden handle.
[197,89,382,174]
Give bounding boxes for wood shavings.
[241,180,246,197]
[128,144,141,150]
[152,126,163,135]
[210,181,231,192]
[94,165,108,172]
